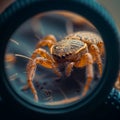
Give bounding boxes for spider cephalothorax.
[51,39,87,62]
[25,31,104,101]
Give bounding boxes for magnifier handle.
[106,88,120,110]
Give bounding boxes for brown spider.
[25,31,104,101]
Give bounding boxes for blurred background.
[98,0,120,31]
[0,0,120,31]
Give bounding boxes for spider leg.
[26,57,61,102]
[65,62,74,77]
[75,53,93,97]
[36,34,57,49]
[24,48,61,101]
[26,57,52,102]
[31,48,54,62]
[30,47,62,77]
[89,44,102,76]
[97,41,105,56]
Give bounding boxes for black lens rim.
[0,0,119,115]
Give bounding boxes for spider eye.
[53,54,61,59]
[62,55,65,59]
[54,45,61,50]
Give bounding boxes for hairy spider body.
[25,31,104,101]
[51,39,87,63]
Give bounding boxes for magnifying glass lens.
[4,11,105,109]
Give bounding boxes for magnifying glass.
[0,0,119,118]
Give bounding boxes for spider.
[25,31,104,101]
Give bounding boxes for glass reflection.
[5,11,105,108]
